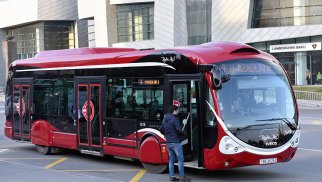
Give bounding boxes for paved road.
[1,98,322,182]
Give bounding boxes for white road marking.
[298,148,322,152]
[0,149,8,153]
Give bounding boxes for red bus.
[4,42,300,173]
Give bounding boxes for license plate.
[259,158,277,165]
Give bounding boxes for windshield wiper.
[233,123,273,135]
[256,118,297,131]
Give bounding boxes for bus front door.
[167,76,202,166]
[12,78,33,141]
[76,77,105,155]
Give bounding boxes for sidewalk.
[297,99,322,108]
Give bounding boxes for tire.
[142,162,168,174]
[36,145,51,155]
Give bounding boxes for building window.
[116,3,154,42]
[252,0,322,28]
[186,0,212,45]
[44,21,75,50]
[7,23,41,59]
[7,21,75,59]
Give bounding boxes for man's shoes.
[170,176,180,181]
[179,176,191,181]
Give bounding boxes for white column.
[0,30,6,89]
[295,52,307,85]
[294,0,305,25]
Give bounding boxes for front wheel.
[36,145,51,155]
[142,162,168,174]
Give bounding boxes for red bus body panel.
[139,136,164,164]
[104,145,135,158]
[52,132,77,150]
[104,137,135,158]
[4,120,12,139]
[31,120,56,146]
[204,146,296,170]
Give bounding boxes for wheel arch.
[140,132,160,147]
[139,132,165,164]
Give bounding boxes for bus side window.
[106,78,133,119]
[106,78,164,122]
[124,88,163,121]
[34,79,75,132]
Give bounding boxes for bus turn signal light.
[161,146,167,154]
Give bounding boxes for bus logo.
[82,101,95,121]
[173,100,181,107]
[160,52,181,63]
[16,98,25,117]
[161,56,176,63]
[259,129,279,141]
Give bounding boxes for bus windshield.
[215,59,297,132]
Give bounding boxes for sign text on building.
[270,42,321,53]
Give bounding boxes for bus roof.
[11,42,276,70]
[35,47,138,58]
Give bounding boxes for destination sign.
[138,79,160,85]
[221,62,273,75]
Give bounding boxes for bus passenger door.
[12,78,33,141]
[166,76,202,164]
[75,77,105,155]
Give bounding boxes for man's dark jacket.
[161,113,184,143]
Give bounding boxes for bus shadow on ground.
[188,167,290,181]
[51,148,143,168]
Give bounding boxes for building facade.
[1,0,322,87]
[0,0,85,89]
[211,0,322,86]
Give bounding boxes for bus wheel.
[36,145,51,155]
[142,162,167,174]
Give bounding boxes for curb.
[297,99,322,108]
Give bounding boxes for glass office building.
[7,21,75,60]
[250,0,322,85]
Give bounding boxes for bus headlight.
[225,145,229,150]
[219,136,245,154]
[290,130,301,148]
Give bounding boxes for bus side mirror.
[198,64,213,72]
[211,66,222,90]
[198,64,231,90]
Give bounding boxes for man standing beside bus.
[161,105,191,181]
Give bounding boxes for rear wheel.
[142,162,167,174]
[36,145,51,155]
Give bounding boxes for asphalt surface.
[1,97,322,182]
